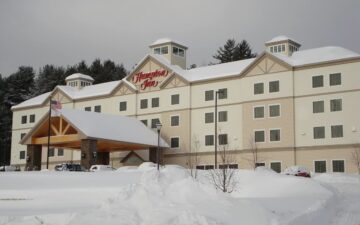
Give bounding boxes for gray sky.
[0,0,359,76]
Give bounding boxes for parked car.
[0,165,20,172]
[54,163,86,172]
[89,165,114,172]
[283,166,311,178]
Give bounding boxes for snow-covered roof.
[149,38,188,49]
[60,108,169,148]
[266,35,300,45]
[270,46,360,66]
[11,92,51,110]
[182,58,256,82]
[65,73,94,82]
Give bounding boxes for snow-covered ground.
[0,163,359,225]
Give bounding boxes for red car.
[284,166,311,178]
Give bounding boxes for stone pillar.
[26,145,42,171]
[81,139,97,170]
[96,152,110,165]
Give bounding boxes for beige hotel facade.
[11,36,360,173]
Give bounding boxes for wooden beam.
[32,134,79,145]
[62,124,70,135]
[59,117,63,134]
[51,124,59,135]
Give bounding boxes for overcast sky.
[0,0,359,76]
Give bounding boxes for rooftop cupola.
[65,73,94,90]
[265,35,301,56]
[149,38,188,69]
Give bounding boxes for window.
[219,134,228,145]
[269,105,280,117]
[254,106,265,119]
[154,48,160,54]
[171,137,179,148]
[85,107,91,112]
[21,115,27,124]
[171,94,179,105]
[205,165,214,170]
[29,114,35,123]
[171,115,179,126]
[205,112,214,123]
[255,130,265,142]
[219,164,239,169]
[281,44,285,52]
[141,120,148,126]
[205,135,214,146]
[48,148,55,157]
[270,46,273,52]
[20,133,26,140]
[151,118,160,129]
[254,83,264,94]
[270,162,281,173]
[218,111,228,122]
[314,126,325,139]
[312,75,323,88]
[161,46,168,54]
[58,148,64,156]
[229,164,238,169]
[140,99,148,109]
[196,165,205,170]
[119,101,127,111]
[19,151,26,160]
[332,160,345,172]
[152,97,159,108]
[255,162,265,167]
[330,99,342,112]
[205,90,214,101]
[269,81,279,93]
[331,125,343,138]
[270,129,281,142]
[330,73,341,86]
[314,161,326,173]
[218,88,227,99]
[313,101,324,113]
[172,46,185,57]
[94,105,101,113]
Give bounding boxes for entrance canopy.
[20,108,169,152]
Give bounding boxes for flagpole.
[46,97,52,169]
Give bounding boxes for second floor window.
[29,114,35,123]
[314,126,325,139]
[171,116,179,126]
[254,106,264,119]
[21,115,27,124]
[331,125,343,138]
[205,112,214,123]
[269,105,280,117]
[218,134,228,145]
[151,118,160,129]
[313,101,324,113]
[85,107,91,112]
[330,99,342,112]
[171,94,180,105]
[205,135,214,146]
[218,111,228,122]
[255,130,265,142]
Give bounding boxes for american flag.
[51,100,62,110]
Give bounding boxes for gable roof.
[21,108,169,148]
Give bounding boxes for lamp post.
[214,89,224,169]
[156,122,162,171]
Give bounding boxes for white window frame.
[170,115,180,127]
[254,129,266,143]
[313,159,327,173]
[269,128,281,142]
[170,136,180,149]
[253,105,265,120]
[331,159,346,173]
[268,104,281,118]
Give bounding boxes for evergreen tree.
[233,40,257,60]
[35,65,66,95]
[213,39,257,63]
[213,39,237,63]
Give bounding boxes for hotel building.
[11,36,360,173]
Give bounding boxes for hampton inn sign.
[132,69,169,90]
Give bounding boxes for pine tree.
[233,40,257,60]
[213,39,257,63]
[213,39,237,63]
[35,65,66,95]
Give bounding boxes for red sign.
[132,69,169,90]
